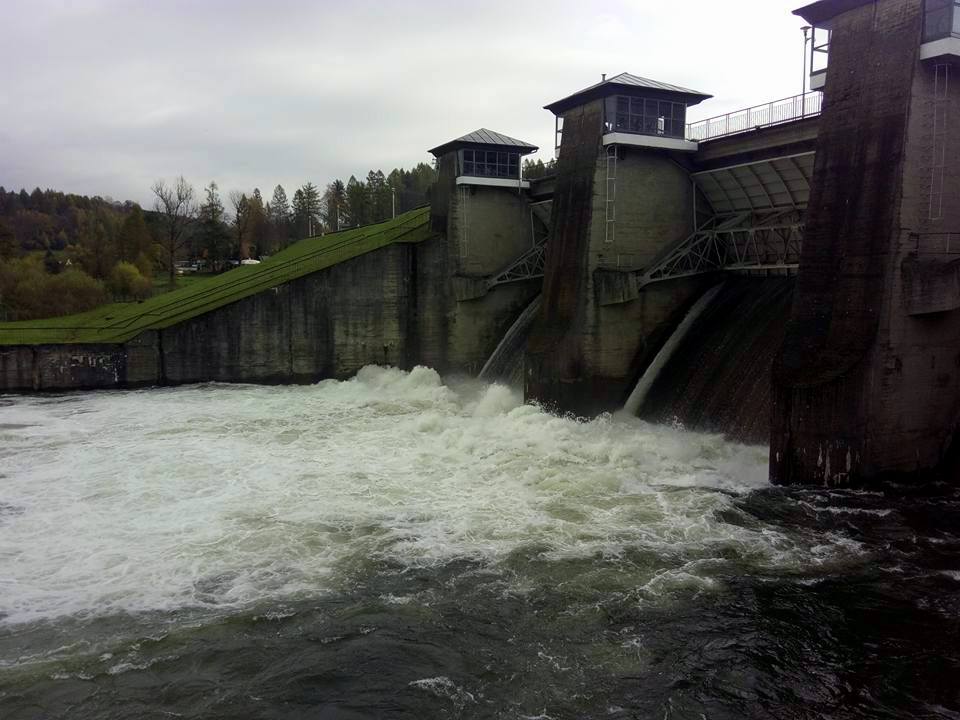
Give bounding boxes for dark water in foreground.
[2,369,959,719]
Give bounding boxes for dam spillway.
[638,278,796,445]
[3,370,960,717]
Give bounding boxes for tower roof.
[544,72,712,116]
[793,0,873,25]
[429,128,539,157]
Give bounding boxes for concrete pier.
[772,0,960,484]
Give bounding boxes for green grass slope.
[0,206,434,346]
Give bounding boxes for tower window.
[607,96,686,138]
[460,149,522,178]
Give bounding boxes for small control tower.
[428,127,540,276]
[424,128,542,374]
[545,72,711,154]
[429,128,538,189]
[526,73,714,414]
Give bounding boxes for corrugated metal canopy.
[429,128,538,157]
[692,153,814,213]
[544,72,712,115]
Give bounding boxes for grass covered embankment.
[0,207,433,346]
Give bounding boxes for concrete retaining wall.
[1,344,127,391]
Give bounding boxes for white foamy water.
[0,366,865,625]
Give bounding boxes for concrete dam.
[2,0,960,488]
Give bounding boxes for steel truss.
[636,208,805,289]
[487,201,551,290]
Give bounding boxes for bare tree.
[151,176,197,286]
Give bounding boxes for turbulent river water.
[2,366,960,719]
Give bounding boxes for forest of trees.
[0,188,155,321]
[0,162,437,321]
[522,158,556,179]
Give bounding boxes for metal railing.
[686,91,823,143]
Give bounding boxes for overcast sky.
[1,0,811,207]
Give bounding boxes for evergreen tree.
[290,189,306,239]
[322,180,347,232]
[269,184,290,249]
[247,189,269,256]
[198,182,231,269]
[29,188,46,213]
[301,182,321,236]
[229,191,252,259]
[522,158,555,180]
[367,170,392,222]
[291,183,321,238]
[345,176,369,228]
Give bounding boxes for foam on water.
[0,366,866,625]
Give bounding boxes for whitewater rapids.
[3,366,957,719]
[0,365,799,624]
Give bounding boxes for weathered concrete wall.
[583,146,704,398]
[0,347,35,390]
[1,344,127,391]
[527,98,605,411]
[772,0,960,484]
[448,184,532,276]
[694,115,819,170]
[125,331,161,387]
[446,184,540,373]
[527,97,705,414]
[161,245,413,384]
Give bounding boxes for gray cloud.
[1,0,810,206]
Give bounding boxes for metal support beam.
[486,241,547,289]
[635,208,805,289]
[485,199,552,291]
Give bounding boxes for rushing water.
[1,366,959,719]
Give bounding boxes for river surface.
[1,366,959,719]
